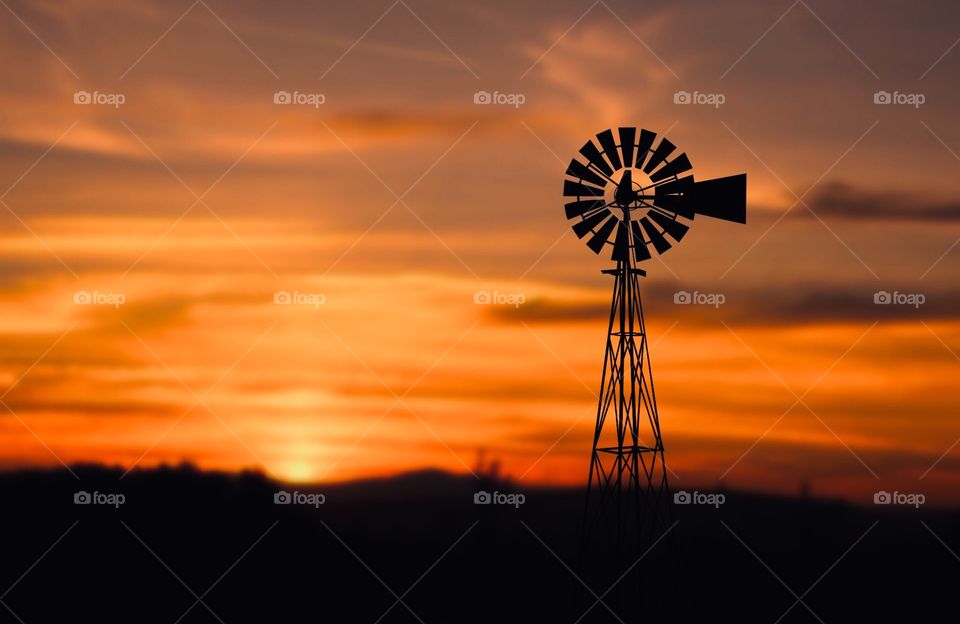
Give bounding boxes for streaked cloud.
[803,181,960,222]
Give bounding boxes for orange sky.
[1,0,959,505]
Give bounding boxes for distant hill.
[0,464,955,623]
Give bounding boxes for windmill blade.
[643,138,676,174]
[579,140,614,176]
[572,208,612,238]
[586,215,619,254]
[689,174,747,223]
[596,129,622,170]
[611,221,629,261]
[618,127,636,171]
[648,210,690,241]
[634,129,656,169]
[563,179,605,198]
[566,158,608,188]
[639,216,671,254]
[630,221,652,261]
[649,153,692,183]
[565,199,606,219]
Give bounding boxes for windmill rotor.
[563,127,747,263]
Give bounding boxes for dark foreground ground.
[0,465,957,623]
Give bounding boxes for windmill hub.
[610,168,654,213]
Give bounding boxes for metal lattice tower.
[562,127,747,563]
[583,252,670,556]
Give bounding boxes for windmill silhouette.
[563,127,746,561]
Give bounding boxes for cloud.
[2,398,180,418]
[485,282,959,326]
[803,181,960,222]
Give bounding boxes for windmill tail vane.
[562,127,747,563]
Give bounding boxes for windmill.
[563,127,746,560]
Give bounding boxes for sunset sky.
[1,0,958,504]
